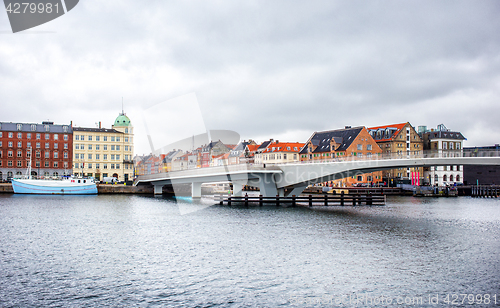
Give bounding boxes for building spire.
[121,97,124,115]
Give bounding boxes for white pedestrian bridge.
[135,150,500,197]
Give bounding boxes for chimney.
[99,121,101,129]
[345,126,351,129]
[276,140,279,144]
[70,121,73,127]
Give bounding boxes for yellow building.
[72,112,134,182]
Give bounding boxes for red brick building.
[0,121,73,180]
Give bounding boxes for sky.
[1,0,500,155]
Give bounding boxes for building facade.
[299,126,383,186]
[420,124,465,186]
[255,141,304,164]
[367,122,424,185]
[72,112,134,182]
[0,121,73,180]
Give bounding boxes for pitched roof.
[423,131,466,140]
[367,123,407,142]
[300,126,364,154]
[246,144,260,152]
[258,140,273,150]
[262,142,305,153]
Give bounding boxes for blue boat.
[11,147,97,195]
[12,178,97,195]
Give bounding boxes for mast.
[25,147,32,179]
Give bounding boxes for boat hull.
[12,179,98,195]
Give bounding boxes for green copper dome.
[114,113,131,127]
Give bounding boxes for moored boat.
[11,147,97,195]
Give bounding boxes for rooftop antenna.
[121,97,124,115]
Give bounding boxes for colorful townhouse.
[299,126,383,186]
[367,122,424,186]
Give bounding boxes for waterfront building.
[299,126,383,186]
[161,150,184,172]
[462,144,500,185]
[72,112,134,182]
[419,124,465,186]
[228,140,256,165]
[255,141,304,164]
[367,122,424,186]
[0,121,73,180]
[201,141,233,167]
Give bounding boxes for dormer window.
[44,125,50,132]
[17,124,22,131]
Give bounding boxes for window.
[104,145,107,151]
[88,135,92,141]
[104,136,107,141]
[88,163,92,169]
[64,143,68,149]
[88,144,92,150]
[45,143,49,149]
[111,164,115,169]
[27,133,31,139]
[54,152,59,159]
[8,161,12,167]
[45,151,50,158]
[44,125,50,132]
[36,142,40,148]
[96,163,100,169]
[96,144,100,150]
[17,132,22,138]
[74,163,78,168]
[442,142,448,150]
[63,162,68,168]
[64,135,68,141]
[125,128,128,133]
[88,154,92,160]
[443,174,447,182]
[63,126,68,132]
[8,132,13,138]
[54,143,58,149]
[111,154,115,160]
[17,161,22,167]
[104,164,107,169]
[111,145,115,151]
[115,164,120,169]
[357,175,363,181]
[456,175,460,182]
[17,141,22,147]
[125,146,129,151]
[36,133,40,139]
[8,141,14,147]
[17,150,22,157]
[75,144,79,150]
[116,155,120,160]
[75,135,79,141]
[367,144,372,151]
[54,134,59,140]
[103,154,107,160]
[45,161,49,167]
[357,144,362,151]
[96,154,100,160]
[116,137,120,142]
[0,132,2,138]
[31,124,36,131]
[36,151,40,158]
[64,152,68,159]
[116,145,120,151]
[35,161,40,167]
[111,136,115,142]
[17,124,22,131]
[125,137,128,142]
[96,136,100,141]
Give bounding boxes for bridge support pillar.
[258,174,278,197]
[192,182,202,198]
[232,181,245,197]
[277,188,285,197]
[154,184,163,195]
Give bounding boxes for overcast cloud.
[1,0,499,154]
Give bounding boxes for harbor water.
[1,194,499,307]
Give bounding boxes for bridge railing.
[136,149,500,177]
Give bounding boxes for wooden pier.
[217,193,386,207]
